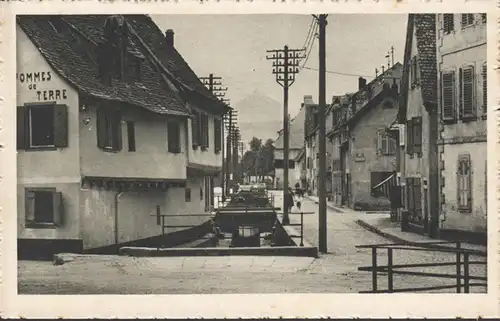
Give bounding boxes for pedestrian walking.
[285,188,294,213]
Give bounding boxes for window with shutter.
[29,105,55,148]
[25,188,63,227]
[441,71,456,122]
[412,117,422,156]
[127,121,136,152]
[17,106,29,150]
[406,119,414,155]
[214,117,222,153]
[97,106,122,151]
[167,120,181,154]
[191,111,199,149]
[482,64,487,115]
[461,14,474,27]
[443,14,455,34]
[457,154,472,212]
[481,13,487,23]
[460,66,476,120]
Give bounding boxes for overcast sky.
[153,14,408,118]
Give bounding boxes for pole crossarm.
[265,45,305,225]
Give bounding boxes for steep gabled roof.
[17,15,227,116]
[401,14,438,115]
[414,14,438,108]
[275,106,306,150]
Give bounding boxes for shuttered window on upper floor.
[191,110,200,149]
[412,116,422,156]
[443,14,455,34]
[200,113,209,150]
[441,71,457,123]
[406,118,413,156]
[461,14,475,28]
[97,106,122,151]
[410,56,419,87]
[214,117,222,153]
[167,119,181,154]
[460,66,476,120]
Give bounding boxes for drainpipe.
[114,191,125,253]
[427,106,439,238]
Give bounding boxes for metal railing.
[356,241,487,293]
[286,211,314,247]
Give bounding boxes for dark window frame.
[443,14,455,34]
[441,70,457,123]
[17,103,68,151]
[185,188,191,202]
[96,106,122,152]
[126,121,136,152]
[459,65,477,121]
[461,14,475,28]
[167,119,181,154]
[214,117,222,154]
[25,187,63,228]
[412,116,422,157]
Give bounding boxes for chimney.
[303,95,314,105]
[358,77,367,90]
[165,29,174,48]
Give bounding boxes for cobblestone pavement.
[18,193,487,294]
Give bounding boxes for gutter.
[114,191,125,252]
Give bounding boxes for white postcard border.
[1,1,498,318]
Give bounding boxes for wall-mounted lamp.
[80,104,88,112]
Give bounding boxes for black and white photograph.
[2,3,498,318]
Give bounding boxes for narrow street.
[18,192,486,294]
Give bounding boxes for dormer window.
[99,15,129,83]
[127,55,142,83]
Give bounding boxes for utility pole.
[386,52,391,70]
[316,13,328,254]
[266,45,305,225]
[200,73,229,202]
[391,46,395,66]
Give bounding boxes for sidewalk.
[356,215,487,257]
[304,194,345,213]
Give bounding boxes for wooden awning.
[187,162,222,176]
[81,176,186,191]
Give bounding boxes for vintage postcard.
[0,0,498,318]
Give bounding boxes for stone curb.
[119,245,319,258]
[304,195,344,213]
[355,219,487,257]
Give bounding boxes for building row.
[274,13,487,241]
[16,15,229,259]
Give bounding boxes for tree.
[249,137,262,152]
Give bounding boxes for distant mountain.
[232,92,283,145]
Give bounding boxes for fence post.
[387,248,393,293]
[300,211,304,247]
[372,247,378,292]
[456,242,461,293]
[463,252,470,293]
[156,205,161,226]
